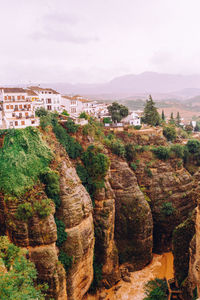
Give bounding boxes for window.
[47,98,51,104]
[10,105,13,109]
[47,105,52,110]
[15,121,18,126]
[17,96,20,100]
[14,105,18,111]
[22,96,25,100]
[6,105,9,109]
[21,121,25,125]
[71,101,76,105]
[31,120,35,124]
[19,105,22,109]
[25,112,28,116]
[12,113,15,117]
[10,122,13,127]
[71,108,76,113]
[4,96,7,100]
[8,96,11,100]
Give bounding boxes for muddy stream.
[84,252,174,300]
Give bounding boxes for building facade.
[0,88,39,129]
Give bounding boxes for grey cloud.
[31,27,99,44]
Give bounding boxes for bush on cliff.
[0,127,52,196]
[163,125,177,141]
[144,278,168,300]
[0,236,48,300]
[152,146,170,160]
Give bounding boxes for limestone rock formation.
[135,160,196,252]
[94,178,120,287]
[109,159,153,270]
[57,160,94,300]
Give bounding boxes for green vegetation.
[103,117,112,124]
[76,145,109,202]
[33,198,53,219]
[144,278,168,300]
[125,143,136,161]
[0,236,47,300]
[170,144,184,158]
[0,127,52,196]
[58,251,73,273]
[172,213,195,285]
[161,202,175,216]
[52,120,83,159]
[79,111,88,119]
[63,118,79,133]
[40,169,61,208]
[163,125,177,141]
[130,162,137,171]
[55,218,67,248]
[15,203,34,221]
[108,102,129,123]
[82,117,104,139]
[145,166,153,178]
[62,110,69,116]
[152,146,170,160]
[35,107,48,117]
[110,139,125,157]
[142,95,161,126]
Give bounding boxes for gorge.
[0,116,200,300]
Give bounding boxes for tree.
[108,102,129,123]
[163,125,177,141]
[142,95,161,126]
[144,278,168,300]
[161,110,165,121]
[169,112,175,125]
[176,112,181,126]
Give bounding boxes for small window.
[15,121,18,126]
[21,121,25,125]
[10,105,13,109]
[6,105,9,109]
[31,120,35,124]
[4,96,7,100]
[17,96,20,100]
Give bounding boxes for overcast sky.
[1,0,200,84]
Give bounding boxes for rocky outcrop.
[135,160,196,252]
[57,160,94,300]
[109,159,153,270]
[94,178,120,287]
[0,190,67,300]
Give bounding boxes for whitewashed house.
[28,86,61,112]
[122,112,141,126]
[0,88,39,129]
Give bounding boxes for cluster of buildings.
[0,86,141,129]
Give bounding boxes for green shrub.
[125,143,135,161]
[40,169,61,208]
[103,117,112,124]
[79,112,88,119]
[52,121,83,159]
[110,140,125,157]
[89,255,102,293]
[161,202,175,216]
[58,251,73,272]
[33,199,53,219]
[0,236,48,299]
[144,278,168,300]
[170,144,184,158]
[62,110,69,116]
[186,139,200,154]
[63,118,79,133]
[15,202,33,221]
[130,163,137,171]
[55,217,67,248]
[35,107,48,117]
[163,126,177,141]
[134,125,141,130]
[152,146,170,160]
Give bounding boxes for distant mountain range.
[10,72,200,100]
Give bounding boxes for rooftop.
[28,86,59,94]
[0,88,26,93]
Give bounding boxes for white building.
[61,95,85,116]
[28,86,61,112]
[122,112,141,126]
[0,88,39,129]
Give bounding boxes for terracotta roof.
[62,95,91,103]
[0,88,26,93]
[25,89,38,96]
[28,86,59,94]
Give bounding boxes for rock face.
[135,160,196,252]
[94,178,120,286]
[109,159,153,270]
[57,160,94,300]
[0,191,67,300]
